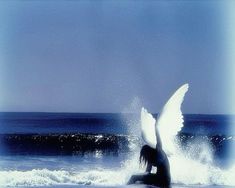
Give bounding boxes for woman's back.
[139,145,171,186]
[155,147,171,185]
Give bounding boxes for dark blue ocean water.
[0,112,234,135]
[0,113,234,159]
[0,113,127,134]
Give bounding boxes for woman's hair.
[139,145,156,165]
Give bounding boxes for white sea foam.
[0,135,235,187]
[0,158,235,187]
[171,150,235,186]
[0,157,139,187]
[1,102,235,187]
[1,137,234,187]
[121,102,235,187]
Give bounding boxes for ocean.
[0,112,235,187]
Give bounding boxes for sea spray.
[0,136,235,186]
[122,96,142,138]
[1,109,235,186]
[120,97,144,183]
[121,106,235,187]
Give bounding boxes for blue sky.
[0,1,232,113]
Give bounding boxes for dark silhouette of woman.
[127,128,171,188]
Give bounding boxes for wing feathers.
[140,83,189,152]
[141,107,156,148]
[156,83,189,153]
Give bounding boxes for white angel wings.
[141,84,189,154]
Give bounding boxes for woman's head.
[139,145,156,165]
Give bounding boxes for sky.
[0,1,233,114]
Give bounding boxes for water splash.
[122,106,235,187]
[1,102,235,187]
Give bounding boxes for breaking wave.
[0,134,235,187]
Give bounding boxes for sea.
[0,112,235,188]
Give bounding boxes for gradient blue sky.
[0,1,231,113]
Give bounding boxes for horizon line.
[0,111,234,116]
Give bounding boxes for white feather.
[141,107,156,148]
[156,83,189,153]
[140,83,189,153]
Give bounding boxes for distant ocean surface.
[0,112,235,187]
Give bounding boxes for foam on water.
[0,134,234,187]
[0,104,235,187]
[0,151,235,187]
[121,106,235,187]
[0,138,234,187]
[124,138,235,186]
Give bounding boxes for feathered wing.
[141,107,157,148]
[156,83,189,154]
